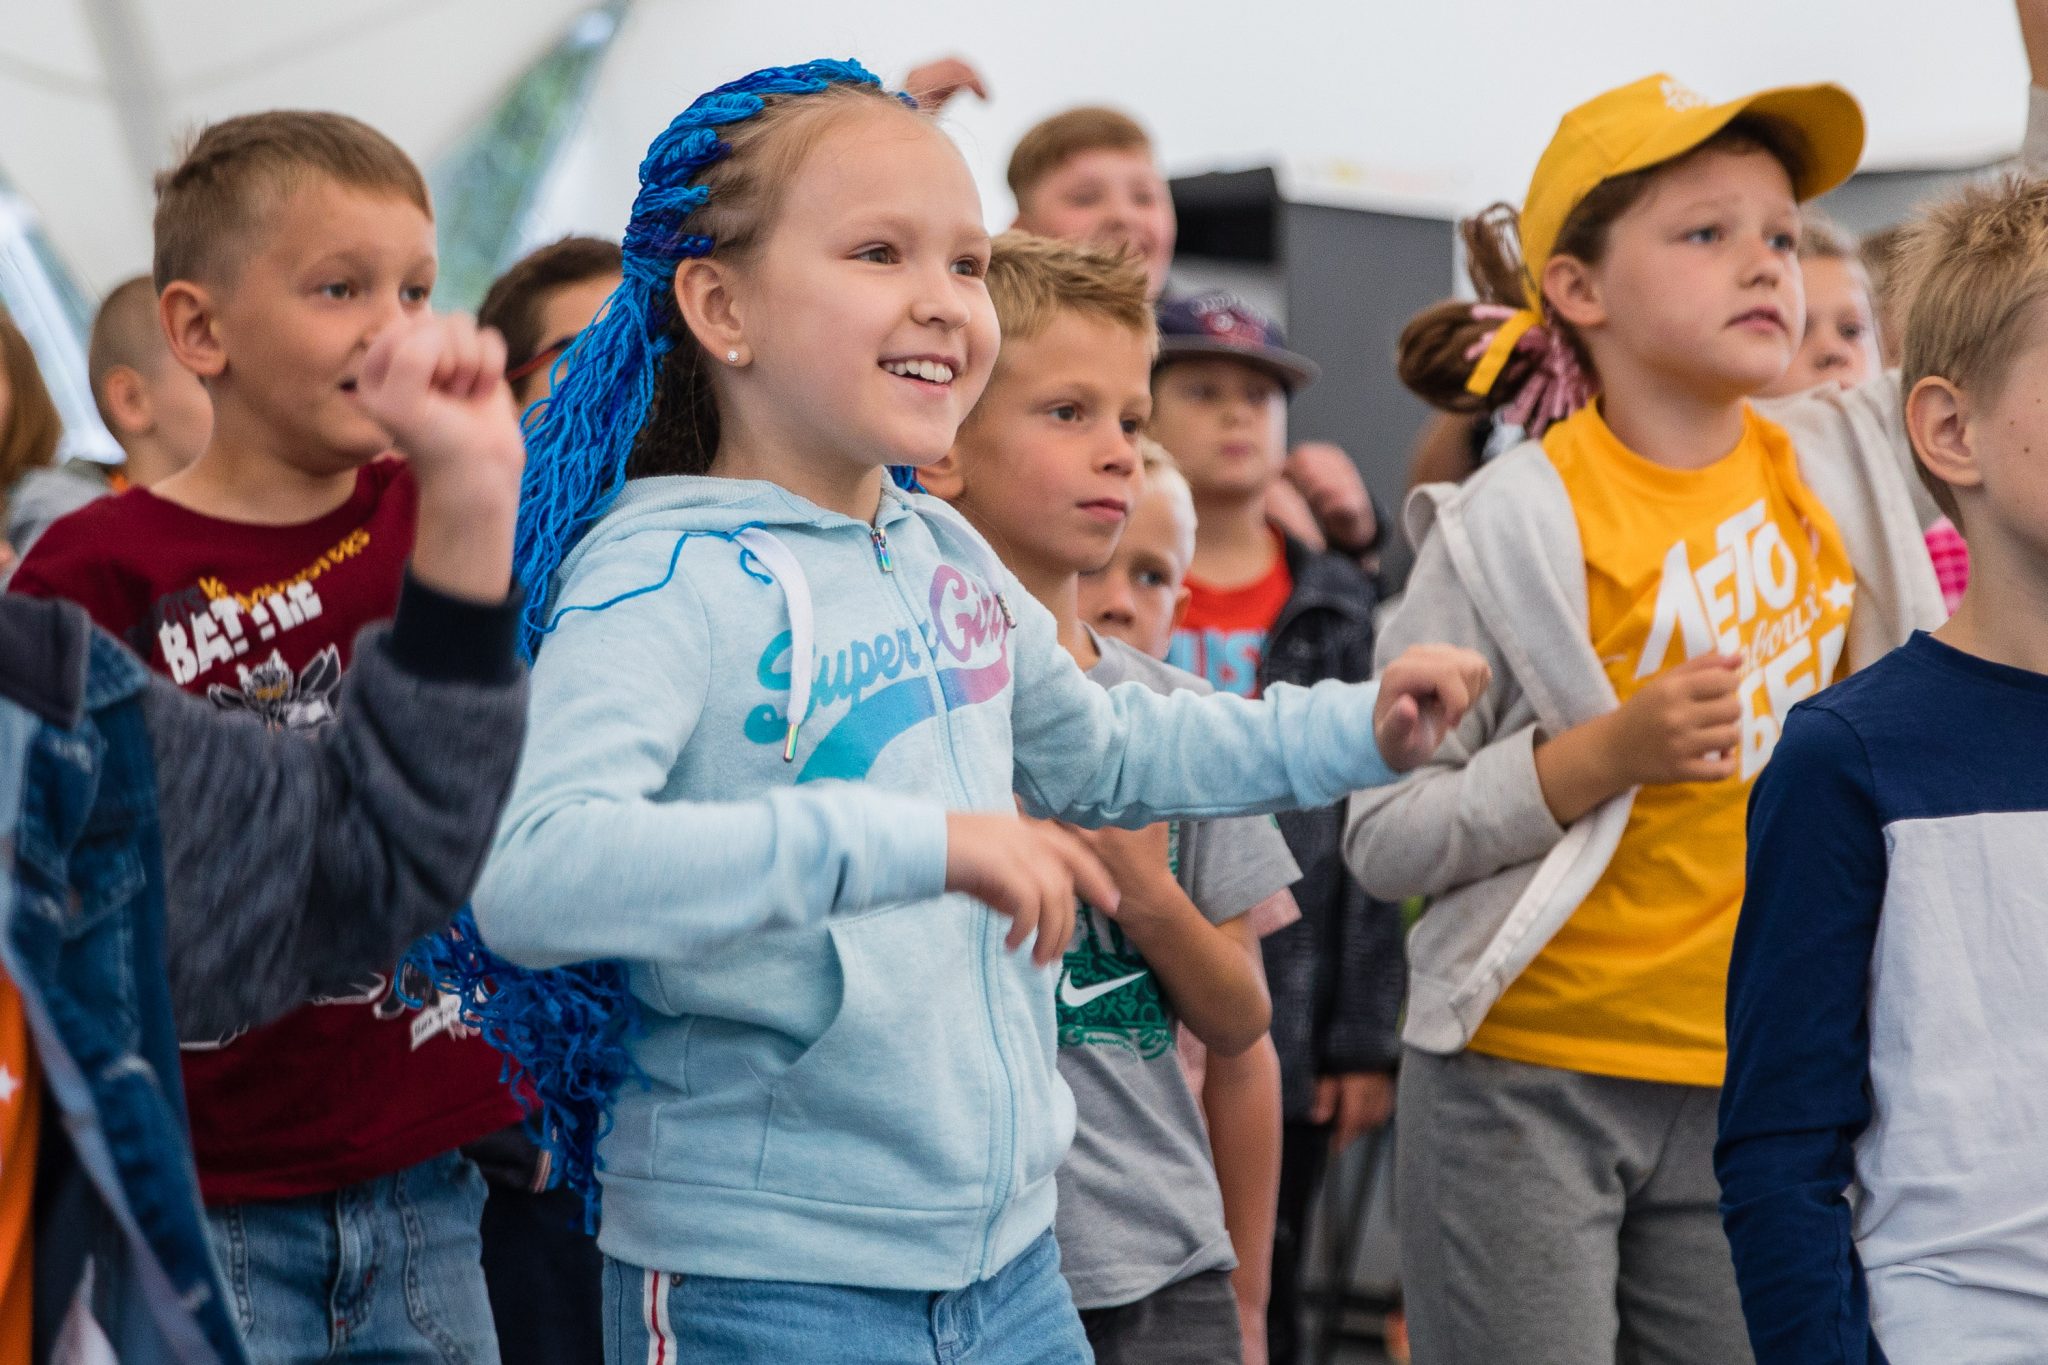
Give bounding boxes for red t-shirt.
[11,460,520,1202]
[1166,533,1293,698]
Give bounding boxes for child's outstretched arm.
[475,567,942,968]
[156,312,531,1040]
[2023,0,2048,174]
[1754,376,1945,645]
[475,553,1117,971]
[151,583,527,1041]
[1003,579,1486,829]
[1716,704,1888,1365]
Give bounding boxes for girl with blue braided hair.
[463,57,1487,1363]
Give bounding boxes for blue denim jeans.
[603,1230,1092,1364]
[205,1150,500,1364]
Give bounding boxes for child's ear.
[1169,584,1191,634]
[96,366,151,438]
[919,445,967,501]
[160,283,225,380]
[1541,255,1605,332]
[1905,374,1981,499]
[672,259,748,365]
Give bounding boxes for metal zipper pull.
[870,525,894,573]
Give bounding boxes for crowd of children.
[4,11,2048,1365]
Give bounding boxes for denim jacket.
[2,623,244,1363]
[0,581,528,1362]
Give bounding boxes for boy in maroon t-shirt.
[15,111,522,1363]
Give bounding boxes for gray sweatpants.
[1078,1269,1243,1365]
[1396,1047,1752,1365]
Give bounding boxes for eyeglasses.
[506,330,581,384]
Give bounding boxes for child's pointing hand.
[1373,644,1493,772]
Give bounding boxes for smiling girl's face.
[708,101,999,501]
[1558,146,1806,406]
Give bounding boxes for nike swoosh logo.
[1059,968,1149,1010]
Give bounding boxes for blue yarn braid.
[401,59,905,1230]
[513,57,907,660]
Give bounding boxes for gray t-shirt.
[6,461,110,565]
[1056,634,1303,1310]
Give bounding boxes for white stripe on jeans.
[643,1268,675,1365]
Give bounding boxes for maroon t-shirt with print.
[11,459,520,1202]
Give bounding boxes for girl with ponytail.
[416,59,1485,1362]
[1347,74,1943,1362]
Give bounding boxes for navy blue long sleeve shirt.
[1719,631,2048,1365]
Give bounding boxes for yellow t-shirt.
[1468,402,1855,1086]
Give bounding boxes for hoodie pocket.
[756,900,994,1211]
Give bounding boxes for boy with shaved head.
[89,275,212,492]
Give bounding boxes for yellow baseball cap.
[1517,73,1866,309]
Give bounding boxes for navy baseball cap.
[1155,292,1321,394]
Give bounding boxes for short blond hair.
[1858,221,1910,367]
[1136,434,1176,478]
[1897,174,2048,523]
[985,230,1155,351]
[1859,222,1909,299]
[1137,435,1194,509]
[1007,107,1152,210]
[1798,208,1857,262]
[154,111,431,291]
[1135,436,1196,562]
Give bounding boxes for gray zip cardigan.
[1344,380,1944,1054]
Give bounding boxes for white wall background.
[0,0,591,291]
[526,0,2033,246]
[3,0,2034,289]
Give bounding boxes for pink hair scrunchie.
[1464,303,1596,438]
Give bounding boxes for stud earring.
[726,349,740,364]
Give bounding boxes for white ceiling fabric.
[526,0,2033,244]
[3,0,2034,291]
[0,0,591,292]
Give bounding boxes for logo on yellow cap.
[1659,79,1708,113]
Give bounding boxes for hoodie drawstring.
[733,527,815,762]
[548,506,1009,769]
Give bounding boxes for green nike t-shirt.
[1055,633,1302,1311]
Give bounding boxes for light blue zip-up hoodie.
[473,474,1399,1290]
